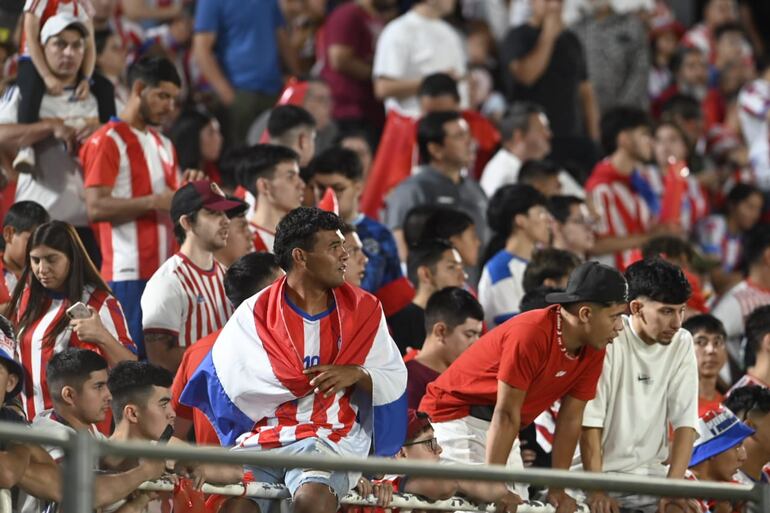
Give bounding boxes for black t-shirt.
[501,24,588,138]
[387,302,425,355]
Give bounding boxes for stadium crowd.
[1,0,770,512]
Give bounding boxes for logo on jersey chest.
[196,294,206,304]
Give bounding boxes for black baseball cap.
[545,261,628,305]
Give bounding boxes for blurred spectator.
[0,201,49,314]
[7,221,136,427]
[738,0,770,62]
[94,28,129,112]
[265,104,317,167]
[373,0,467,117]
[405,287,483,409]
[213,197,252,268]
[586,106,659,270]
[142,4,198,100]
[648,11,684,102]
[479,102,551,197]
[697,183,763,293]
[169,109,225,183]
[724,385,770,486]
[521,247,580,295]
[683,314,728,416]
[141,182,241,374]
[122,0,185,24]
[389,239,467,354]
[574,259,696,513]
[572,1,649,115]
[479,184,550,327]
[728,305,770,394]
[547,195,595,259]
[713,227,770,384]
[80,56,182,355]
[341,223,369,288]
[279,0,326,76]
[384,111,487,261]
[320,0,396,140]
[193,0,298,145]
[653,47,709,118]
[738,61,770,190]
[301,79,337,154]
[501,0,599,144]
[305,147,412,316]
[338,130,373,180]
[682,0,739,64]
[420,207,481,273]
[171,252,283,445]
[518,158,561,197]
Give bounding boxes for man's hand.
[355,477,393,507]
[547,489,577,513]
[44,118,76,151]
[542,0,564,39]
[43,74,65,96]
[586,491,620,513]
[494,490,523,513]
[74,78,90,101]
[70,307,109,345]
[304,365,368,397]
[152,189,176,211]
[138,458,167,482]
[180,169,207,184]
[658,497,703,513]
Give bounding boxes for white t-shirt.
[0,85,97,226]
[480,148,585,199]
[572,315,698,476]
[372,10,467,117]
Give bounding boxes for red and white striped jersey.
[141,253,234,348]
[713,280,770,366]
[238,298,362,450]
[250,222,275,253]
[21,0,92,55]
[727,373,769,397]
[586,159,652,270]
[533,399,560,454]
[14,285,135,421]
[696,215,743,272]
[738,79,770,148]
[81,119,179,282]
[641,164,709,233]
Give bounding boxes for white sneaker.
[13,146,35,174]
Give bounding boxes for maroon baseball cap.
[171,181,243,224]
[406,410,433,441]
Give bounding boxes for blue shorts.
[109,279,147,359]
[242,437,352,513]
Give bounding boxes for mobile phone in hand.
[159,425,174,443]
[66,302,91,320]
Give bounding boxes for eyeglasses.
[403,437,439,453]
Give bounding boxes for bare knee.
[292,482,338,513]
[219,497,260,513]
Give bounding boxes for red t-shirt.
[170,330,221,445]
[420,306,605,425]
[698,394,724,418]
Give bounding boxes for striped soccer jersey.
[477,250,528,327]
[697,215,743,272]
[141,253,234,348]
[15,285,135,421]
[239,295,363,451]
[249,222,275,253]
[81,119,178,282]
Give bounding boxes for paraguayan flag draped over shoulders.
[180,276,408,456]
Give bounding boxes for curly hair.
[273,207,345,272]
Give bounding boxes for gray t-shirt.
[383,165,489,243]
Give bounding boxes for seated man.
[728,305,770,394]
[522,248,581,297]
[683,314,728,416]
[406,287,483,408]
[181,207,407,513]
[724,386,770,486]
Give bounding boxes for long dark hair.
[8,221,111,347]
[169,109,217,170]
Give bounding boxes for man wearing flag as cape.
[181,207,408,513]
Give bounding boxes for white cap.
[40,13,88,45]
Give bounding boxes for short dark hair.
[406,239,455,288]
[625,258,692,304]
[224,252,281,308]
[745,305,770,367]
[683,313,726,339]
[724,386,770,419]
[306,147,363,182]
[3,200,50,232]
[418,73,460,102]
[642,236,695,263]
[424,287,483,333]
[547,195,585,224]
[108,361,173,422]
[0,315,16,382]
[273,207,345,272]
[236,144,299,197]
[420,207,475,242]
[713,21,745,42]
[218,146,250,191]
[500,102,544,141]
[483,184,547,264]
[172,209,198,245]
[403,205,441,247]
[600,106,651,155]
[47,349,108,400]
[267,105,316,140]
[127,55,181,89]
[523,249,581,294]
[726,183,762,212]
[417,111,462,164]
[743,224,770,269]
[670,46,705,75]
[518,159,560,186]
[520,286,562,313]
[661,94,702,122]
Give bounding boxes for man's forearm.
[85,193,157,224]
[328,46,372,81]
[19,461,61,501]
[0,121,57,150]
[144,332,184,374]
[551,413,582,471]
[94,466,156,507]
[373,77,422,101]
[589,234,649,257]
[509,32,558,86]
[667,427,696,479]
[485,409,520,466]
[579,82,600,141]
[193,40,235,103]
[579,428,603,472]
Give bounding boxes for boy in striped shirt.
[141,181,242,373]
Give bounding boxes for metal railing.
[1,421,767,512]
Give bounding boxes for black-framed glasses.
[403,437,439,452]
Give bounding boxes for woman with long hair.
[7,221,136,423]
[168,109,224,184]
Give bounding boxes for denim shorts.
[243,437,352,513]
